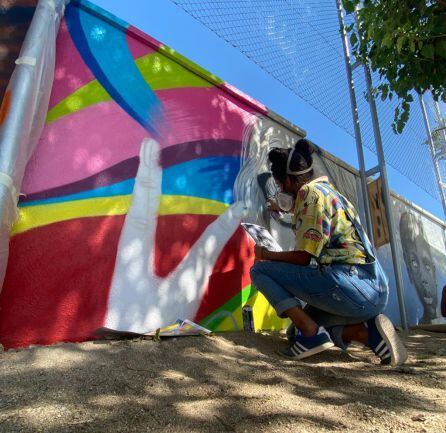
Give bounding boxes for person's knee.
[250,262,260,282]
[250,261,268,287]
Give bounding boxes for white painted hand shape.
[105,138,246,333]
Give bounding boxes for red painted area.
[0,215,124,349]
[194,227,254,322]
[154,214,217,278]
[0,213,253,349]
[48,19,96,109]
[156,215,254,322]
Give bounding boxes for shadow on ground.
[0,331,445,433]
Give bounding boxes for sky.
[90,0,445,220]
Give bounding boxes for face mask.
[277,192,295,212]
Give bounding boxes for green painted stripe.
[199,285,257,331]
[157,44,224,87]
[136,52,213,90]
[46,51,215,124]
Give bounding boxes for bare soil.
[1,330,445,433]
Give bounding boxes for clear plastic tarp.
[0,0,69,290]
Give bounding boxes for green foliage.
[342,0,446,133]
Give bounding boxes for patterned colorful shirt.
[292,177,366,265]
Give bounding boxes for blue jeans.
[250,260,388,328]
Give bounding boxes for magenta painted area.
[22,157,139,202]
[48,22,157,111]
[127,26,164,52]
[48,20,96,109]
[22,101,146,195]
[126,30,156,59]
[22,87,258,194]
[219,82,268,115]
[23,139,242,201]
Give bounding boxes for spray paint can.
[242,305,254,332]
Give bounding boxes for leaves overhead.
[342,0,446,133]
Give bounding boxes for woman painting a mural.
[250,139,407,366]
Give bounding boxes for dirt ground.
[0,330,445,433]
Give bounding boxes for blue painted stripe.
[73,0,129,30]
[65,3,162,137]
[20,179,135,207]
[21,156,241,207]
[162,156,239,204]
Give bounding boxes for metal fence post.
[419,94,446,220]
[433,101,446,150]
[346,5,409,331]
[335,0,374,244]
[361,65,409,331]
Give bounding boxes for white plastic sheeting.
[0,0,69,292]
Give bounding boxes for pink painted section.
[49,22,158,110]
[127,25,164,51]
[126,29,157,60]
[22,87,259,194]
[126,25,269,116]
[48,20,96,109]
[219,82,268,115]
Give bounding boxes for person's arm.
[254,244,311,266]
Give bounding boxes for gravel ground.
[0,330,445,433]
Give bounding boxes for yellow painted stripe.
[159,195,228,216]
[12,195,131,236]
[216,291,289,332]
[12,195,229,236]
[46,51,215,124]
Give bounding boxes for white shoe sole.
[375,314,408,366]
[279,341,335,360]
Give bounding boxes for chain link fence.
[170,0,439,200]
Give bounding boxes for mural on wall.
[2,0,436,350]
[0,0,299,348]
[376,195,446,326]
[399,212,438,323]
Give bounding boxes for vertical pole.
[361,64,409,331]
[419,94,446,219]
[336,0,374,244]
[433,100,446,148]
[431,100,446,249]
